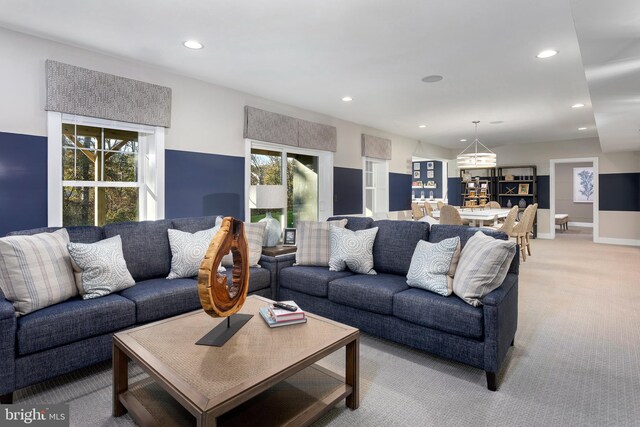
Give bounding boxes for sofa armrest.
[482,273,518,306]
[258,255,278,300]
[0,296,16,395]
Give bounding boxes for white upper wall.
[0,27,449,174]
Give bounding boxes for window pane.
[104,152,137,182]
[287,153,318,227]
[104,187,139,224]
[366,189,374,216]
[63,186,95,226]
[63,148,96,181]
[250,208,284,224]
[251,149,282,185]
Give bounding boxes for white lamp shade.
[249,185,287,209]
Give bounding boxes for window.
[48,113,164,227]
[364,158,389,216]
[246,140,332,235]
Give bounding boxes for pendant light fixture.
[456,121,497,168]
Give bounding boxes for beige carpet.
[12,234,640,426]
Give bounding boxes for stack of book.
[259,301,306,328]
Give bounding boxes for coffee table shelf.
[113,296,359,427]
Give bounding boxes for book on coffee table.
[268,300,305,322]
[259,307,307,328]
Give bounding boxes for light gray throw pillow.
[453,231,516,306]
[168,227,226,279]
[222,221,266,267]
[328,226,378,275]
[406,237,461,296]
[295,219,348,266]
[0,229,77,316]
[68,235,135,300]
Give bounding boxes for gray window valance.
[45,60,172,128]
[244,106,337,152]
[362,134,392,160]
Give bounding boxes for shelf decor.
[456,121,497,168]
[497,165,538,238]
[518,184,529,195]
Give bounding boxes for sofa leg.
[511,338,515,347]
[0,392,13,404]
[486,372,497,391]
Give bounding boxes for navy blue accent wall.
[447,177,462,206]
[411,160,443,198]
[389,173,412,211]
[165,150,245,220]
[537,175,550,209]
[333,167,362,215]
[600,173,640,211]
[0,132,48,236]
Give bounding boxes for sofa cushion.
[328,273,409,315]
[295,219,348,267]
[0,229,78,316]
[406,237,461,297]
[167,227,217,279]
[371,220,429,276]
[119,277,200,323]
[171,216,220,234]
[393,288,484,339]
[68,235,136,299]
[429,224,507,248]
[16,294,135,355]
[225,267,271,293]
[327,216,373,231]
[104,219,173,281]
[279,266,353,297]
[8,226,104,243]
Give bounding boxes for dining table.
[431,208,511,227]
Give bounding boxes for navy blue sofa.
[0,216,278,403]
[277,217,519,391]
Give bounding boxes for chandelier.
[456,121,497,168]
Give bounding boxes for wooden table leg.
[345,336,360,410]
[113,341,129,416]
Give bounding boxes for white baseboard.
[568,222,593,228]
[594,237,640,247]
[537,233,553,239]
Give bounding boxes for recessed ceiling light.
[536,49,558,59]
[418,124,427,128]
[571,103,585,108]
[578,127,587,130]
[460,139,467,142]
[341,96,353,102]
[421,75,443,83]
[489,121,504,124]
[183,40,204,50]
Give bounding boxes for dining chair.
[424,202,434,217]
[411,202,425,220]
[437,201,445,210]
[510,204,534,261]
[439,205,463,225]
[524,203,538,256]
[490,205,519,235]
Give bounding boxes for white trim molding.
[568,222,593,228]
[594,237,640,247]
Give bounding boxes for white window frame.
[244,139,333,222]
[47,112,165,226]
[363,157,389,216]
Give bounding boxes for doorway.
[550,157,599,242]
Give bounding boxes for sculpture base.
[196,313,253,347]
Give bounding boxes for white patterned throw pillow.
[453,231,516,306]
[0,229,77,316]
[68,235,135,299]
[167,227,227,279]
[406,237,461,296]
[295,219,348,266]
[328,226,378,275]
[222,221,266,267]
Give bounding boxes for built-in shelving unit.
[459,167,496,208]
[497,165,538,238]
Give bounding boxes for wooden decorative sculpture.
[196,217,253,346]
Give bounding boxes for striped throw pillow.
[453,231,516,306]
[0,229,77,316]
[222,222,266,267]
[295,219,348,266]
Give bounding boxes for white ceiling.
[0,0,632,151]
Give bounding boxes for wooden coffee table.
[112,295,359,426]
